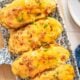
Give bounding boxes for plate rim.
[68,0,80,27]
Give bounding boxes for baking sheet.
[0,0,80,80]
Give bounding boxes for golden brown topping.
[0,0,56,29]
[12,45,70,78]
[9,17,63,54]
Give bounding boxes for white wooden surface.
[58,0,80,52]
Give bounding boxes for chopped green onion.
[44,24,48,28]
[17,13,24,22]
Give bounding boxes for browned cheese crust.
[0,0,56,29]
[12,45,70,78]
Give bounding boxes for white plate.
[68,0,80,27]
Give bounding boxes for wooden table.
[0,64,16,80]
[0,32,4,49]
[0,32,16,80]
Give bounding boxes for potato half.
[32,64,75,80]
[8,17,63,54]
[12,45,70,78]
[0,0,56,29]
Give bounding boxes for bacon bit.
[39,56,54,63]
[42,43,48,47]
[39,56,47,63]
[10,7,23,17]
[14,12,19,17]
[22,57,33,71]
[30,41,38,49]
[26,7,32,14]
[50,26,53,31]
[61,55,66,61]
[48,56,54,60]
[27,9,31,14]
[19,62,24,65]
[21,38,24,41]
[29,34,32,38]
[12,7,23,12]
[7,21,12,25]
[40,32,46,39]
[35,13,41,16]
[20,42,24,46]
[8,11,13,16]
[12,9,17,12]
[27,62,34,71]
[8,10,18,17]
[45,7,51,14]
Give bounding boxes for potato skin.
[32,64,75,80]
[0,0,56,29]
[8,17,63,54]
[12,45,70,78]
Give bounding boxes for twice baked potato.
[32,64,75,80]
[12,45,70,78]
[0,0,56,29]
[8,17,63,54]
